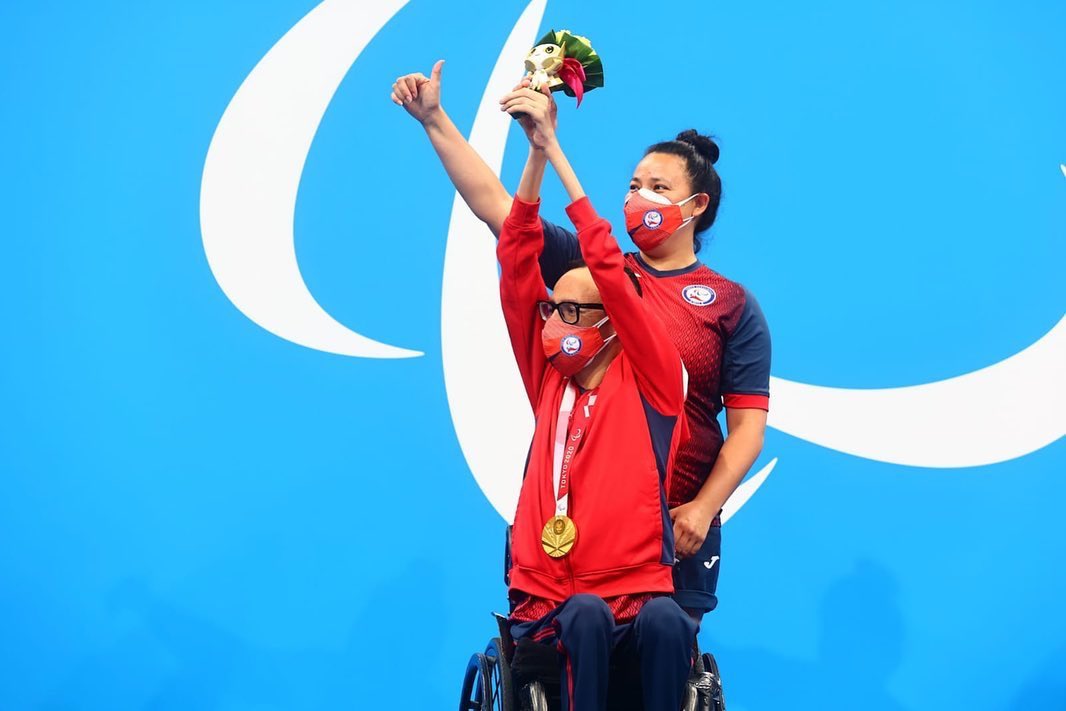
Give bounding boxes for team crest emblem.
[561,335,583,355]
[682,284,716,306]
[642,210,663,229]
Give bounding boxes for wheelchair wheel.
[520,681,550,711]
[459,645,513,711]
[701,652,726,711]
[682,684,699,711]
[459,653,485,711]
[485,638,514,710]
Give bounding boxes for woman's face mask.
[623,188,699,251]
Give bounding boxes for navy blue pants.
[510,594,698,711]
[672,524,722,622]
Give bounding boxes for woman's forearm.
[421,108,512,235]
[544,140,586,203]
[692,418,766,516]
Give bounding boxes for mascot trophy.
[523,29,604,107]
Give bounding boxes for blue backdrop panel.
[1,1,1063,709]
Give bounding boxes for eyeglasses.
[536,300,605,325]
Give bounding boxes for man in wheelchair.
[483,104,699,711]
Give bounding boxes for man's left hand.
[498,84,557,150]
[670,501,716,559]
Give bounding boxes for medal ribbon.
[551,382,598,517]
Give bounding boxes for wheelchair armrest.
[503,524,513,587]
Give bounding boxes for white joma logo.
[704,556,720,570]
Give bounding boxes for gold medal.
[541,515,577,558]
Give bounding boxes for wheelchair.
[459,530,727,711]
[459,613,726,711]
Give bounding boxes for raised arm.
[539,139,683,415]
[392,64,581,276]
[563,195,685,415]
[496,149,551,408]
[392,61,512,235]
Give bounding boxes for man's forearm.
[421,109,512,236]
[543,139,585,203]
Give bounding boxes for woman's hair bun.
[675,129,720,165]
[643,128,724,245]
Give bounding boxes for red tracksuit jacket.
[498,196,687,604]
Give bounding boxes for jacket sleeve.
[497,197,550,409]
[564,197,685,416]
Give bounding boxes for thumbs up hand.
[391,59,445,125]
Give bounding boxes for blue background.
[2,1,1064,708]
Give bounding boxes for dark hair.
[562,258,643,297]
[643,129,721,252]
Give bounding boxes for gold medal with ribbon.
[541,514,578,558]
[540,383,597,559]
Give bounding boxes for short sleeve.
[721,288,771,410]
[539,218,581,289]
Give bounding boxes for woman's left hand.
[670,500,716,558]
[499,84,557,150]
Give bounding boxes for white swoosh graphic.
[721,458,778,524]
[204,1,1062,527]
[441,0,546,522]
[200,0,421,358]
[769,315,1066,467]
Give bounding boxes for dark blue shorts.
[671,525,722,615]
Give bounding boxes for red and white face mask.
[623,188,699,251]
[541,315,615,377]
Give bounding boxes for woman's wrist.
[691,488,724,519]
[419,106,447,130]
